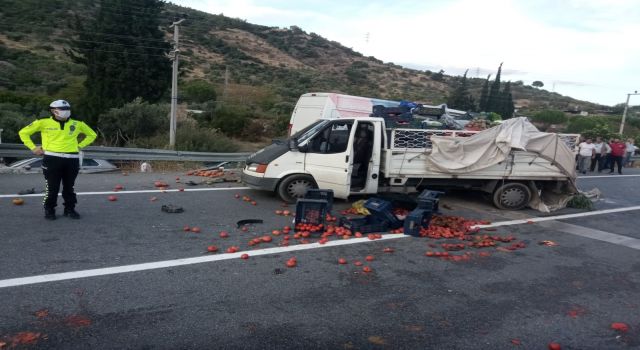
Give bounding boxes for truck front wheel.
[277,174,317,203]
[492,182,531,210]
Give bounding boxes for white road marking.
[0,187,250,198]
[0,234,409,289]
[472,205,640,229]
[577,174,640,179]
[535,221,640,250]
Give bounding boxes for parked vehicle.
[9,157,117,174]
[242,117,580,211]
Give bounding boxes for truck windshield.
[291,119,330,145]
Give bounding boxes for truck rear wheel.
[277,174,317,203]
[492,182,531,210]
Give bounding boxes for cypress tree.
[66,0,171,124]
[479,74,491,112]
[500,81,515,118]
[486,62,503,113]
[447,69,476,111]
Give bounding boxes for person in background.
[624,139,637,167]
[600,138,612,172]
[590,137,604,172]
[577,138,595,174]
[18,100,97,220]
[609,137,626,175]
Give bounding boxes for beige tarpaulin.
[424,117,578,212]
[425,117,576,178]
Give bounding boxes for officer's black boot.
[45,208,56,220]
[63,207,80,219]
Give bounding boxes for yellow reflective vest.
[18,117,97,153]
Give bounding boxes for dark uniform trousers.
[42,155,80,210]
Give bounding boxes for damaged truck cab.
[241,117,579,211]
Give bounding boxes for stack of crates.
[304,189,334,213]
[364,197,403,229]
[294,199,328,228]
[404,189,444,236]
[403,209,433,237]
[417,190,444,213]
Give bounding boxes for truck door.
[355,120,382,194]
[302,120,355,199]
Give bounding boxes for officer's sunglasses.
[52,107,71,110]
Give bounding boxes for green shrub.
[211,105,250,137]
[0,110,33,143]
[132,122,238,152]
[97,99,169,146]
[531,110,567,128]
[181,80,217,103]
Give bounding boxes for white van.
[288,92,401,135]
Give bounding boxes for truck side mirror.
[289,138,299,151]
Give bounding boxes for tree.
[499,81,515,118]
[479,74,491,112]
[66,0,171,124]
[182,80,217,103]
[431,69,445,81]
[486,62,502,112]
[447,69,476,111]
[532,81,544,88]
[531,110,568,131]
[97,99,169,146]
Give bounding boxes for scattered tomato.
[548,343,561,350]
[338,258,347,265]
[611,322,629,332]
[207,245,218,253]
[272,230,281,236]
[354,261,363,266]
[362,266,372,273]
[261,236,273,243]
[251,201,257,205]
[240,253,249,260]
[183,225,190,232]
[191,227,201,233]
[107,195,117,201]
[12,198,24,205]
[234,194,240,199]
[219,231,229,238]
[365,255,375,262]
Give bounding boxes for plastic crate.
[304,189,334,213]
[417,190,444,212]
[339,216,389,234]
[364,198,403,229]
[403,208,434,237]
[294,199,328,227]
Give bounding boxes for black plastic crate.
[339,216,389,234]
[404,208,434,237]
[295,199,328,227]
[304,189,334,213]
[364,198,403,229]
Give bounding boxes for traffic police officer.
[19,100,97,220]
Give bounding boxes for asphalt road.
[0,169,639,349]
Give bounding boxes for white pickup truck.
[242,117,580,210]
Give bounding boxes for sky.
[172,0,639,106]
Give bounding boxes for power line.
[69,38,169,50]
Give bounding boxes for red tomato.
[383,247,395,253]
[365,255,374,262]
[283,235,290,241]
[191,227,201,233]
[261,236,273,243]
[219,231,229,238]
[207,245,218,252]
[183,225,190,232]
[107,195,117,201]
[275,210,283,215]
[548,343,561,350]
[611,322,629,332]
[338,258,347,265]
[241,226,248,232]
[425,251,434,257]
[240,253,249,260]
[354,261,363,266]
[114,184,124,190]
[282,210,291,216]
[251,201,257,206]
[234,194,240,199]
[354,232,363,238]
[362,266,372,273]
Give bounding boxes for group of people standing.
[577,137,637,175]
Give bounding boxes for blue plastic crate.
[304,189,334,213]
[403,208,434,237]
[295,199,328,227]
[339,216,389,234]
[364,198,403,229]
[417,190,444,212]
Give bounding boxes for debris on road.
[539,240,558,247]
[236,219,263,228]
[161,204,184,213]
[12,198,24,205]
[17,188,35,195]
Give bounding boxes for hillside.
[0,0,609,111]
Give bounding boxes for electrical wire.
[69,38,169,50]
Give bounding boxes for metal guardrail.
[0,143,251,162]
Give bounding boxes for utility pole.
[169,18,185,148]
[619,90,639,135]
